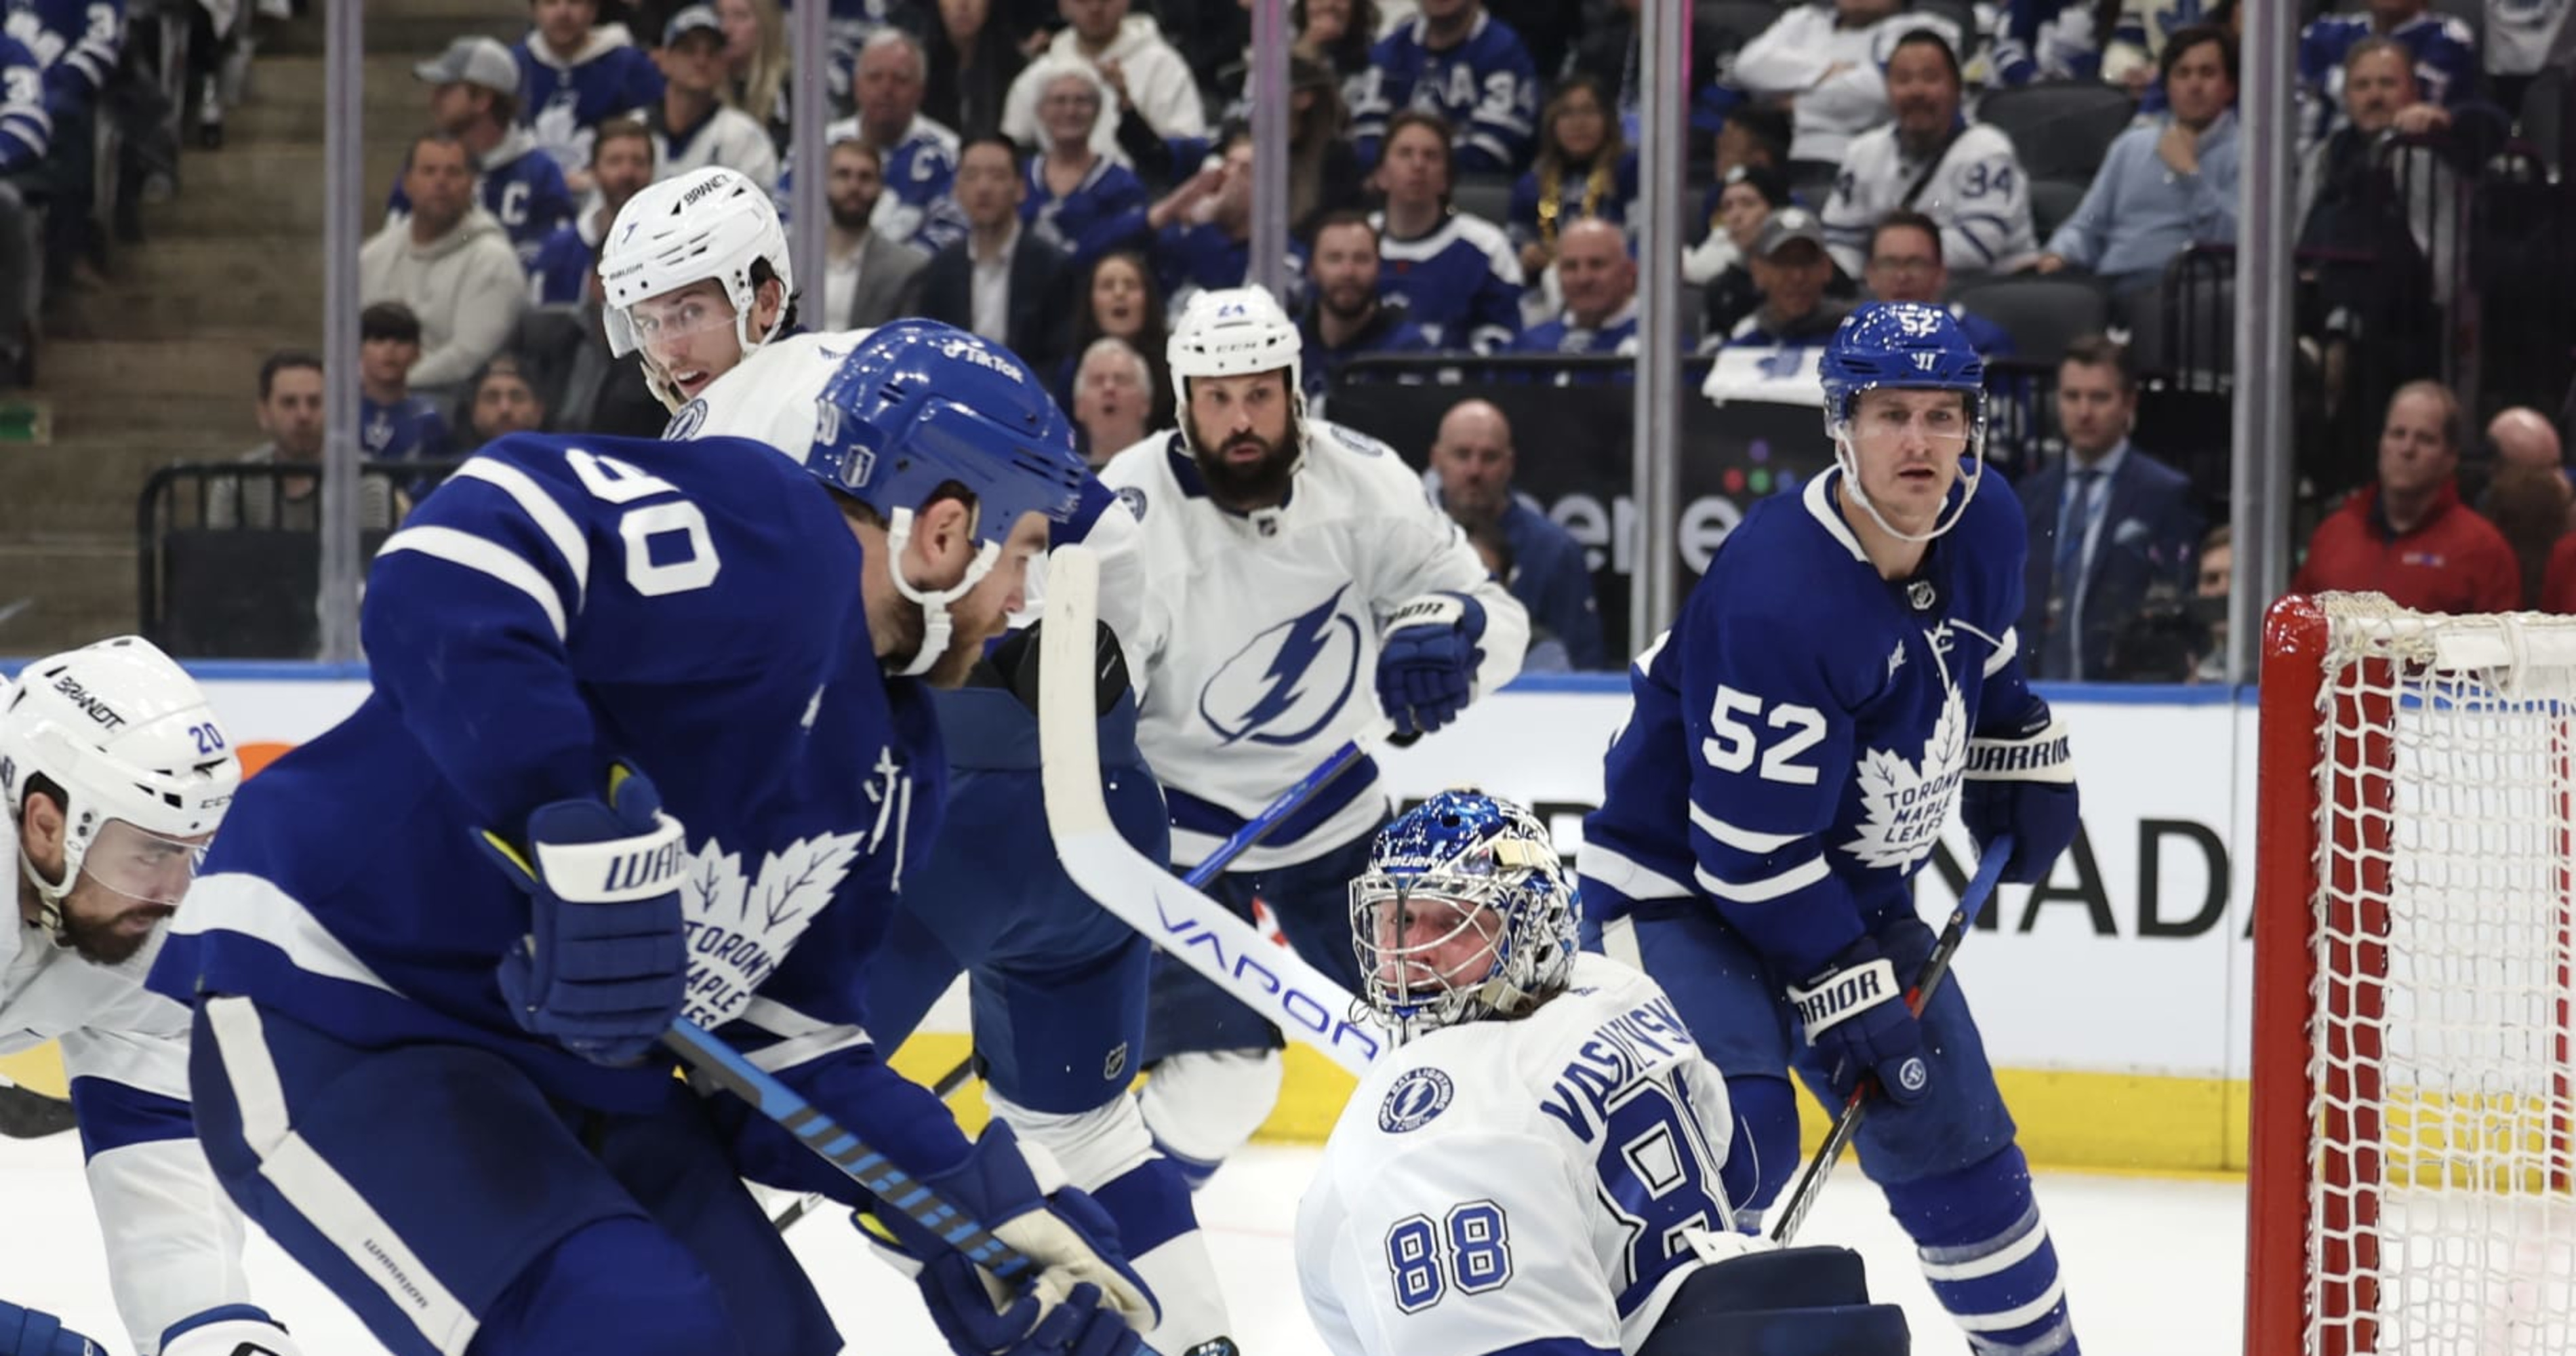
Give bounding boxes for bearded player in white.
[1097,286,1529,1189]
[0,638,306,1356]
[595,164,1250,1356]
[1298,790,1912,1356]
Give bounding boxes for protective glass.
[77,818,211,909]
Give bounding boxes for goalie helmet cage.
[2249,593,2576,1356]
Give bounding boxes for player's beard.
[1189,419,1300,512]
[56,894,173,966]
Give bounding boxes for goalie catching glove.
[478,763,691,1067]
[855,1121,1159,1355]
[1960,699,2079,886]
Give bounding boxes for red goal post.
[2249,593,2576,1356]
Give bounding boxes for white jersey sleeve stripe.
[171,876,403,995]
[1689,804,1801,854]
[1920,1219,2052,1281]
[1958,1277,2070,1333]
[1578,842,1695,901]
[1955,618,2015,676]
[1695,854,1830,904]
[378,525,571,640]
[453,459,592,612]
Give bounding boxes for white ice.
[1,1132,2247,1355]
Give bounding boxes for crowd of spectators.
[83,0,2576,674]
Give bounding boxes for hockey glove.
[1961,700,2080,886]
[0,1298,104,1356]
[1787,936,1931,1106]
[917,1254,1143,1356]
[479,763,691,1067]
[161,1306,301,1356]
[872,1121,1159,1330]
[1375,593,1487,736]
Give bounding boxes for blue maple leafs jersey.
[2298,11,2480,144]
[1583,471,2037,982]
[1349,10,1541,173]
[2,0,117,113]
[516,27,664,178]
[0,31,47,169]
[149,432,971,1186]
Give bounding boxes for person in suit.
[915,133,1076,372]
[2015,334,2203,681]
[822,136,933,330]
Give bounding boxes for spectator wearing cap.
[647,6,780,186]
[395,36,576,269]
[1368,110,1525,353]
[514,0,665,193]
[1685,163,1803,339]
[1819,28,2037,278]
[2297,0,2478,148]
[2033,24,2242,296]
[1021,58,1151,268]
[531,117,657,306]
[1508,219,1638,382]
[1348,0,1541,172]
[1001,0,1207,162]
[1864,211,2013,359]
[818,29,967,252]
[819,137,933,330]
[2294,379,2519,615]
[1298,211,1434,411]
[1702,205,1854,355]
[358,302,453,464]
[1729,0,1964,178]
[361,133,530,404]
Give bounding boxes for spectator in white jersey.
[1819,28,2037,278]
[359,132,529,405]
[2034,24,2242,295]
[1370,109,1527,353]
[1729,0,1963,180]
[1002,0,1207,161]
[647,7,781,187]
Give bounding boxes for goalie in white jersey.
[0,638,305,1356]
[1096,285,1530,1189]
[1298,791,1911,1356]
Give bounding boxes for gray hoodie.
[360,205,527,391]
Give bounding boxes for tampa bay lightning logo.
[1378,1067,1455,1133]
[1197,586,1361,746]
[663,398,709,440]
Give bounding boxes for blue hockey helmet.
[1350,789,1577,1043]
[809,320,1088,675]
[1818,301,1990,542]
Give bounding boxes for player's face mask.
[52,820,212,965]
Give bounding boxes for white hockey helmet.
[0,637,241,945]
[1167,285,1304,452]
[599,165,795,367]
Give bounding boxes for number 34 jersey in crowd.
[1295,955,1737,1356]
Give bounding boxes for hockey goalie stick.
[1041,544,1384,1077]
[771,734,1376,1233]
[1767,833,2016,1248]
[664,1016,1034,1281]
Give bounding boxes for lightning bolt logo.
[1199,586,1361,746]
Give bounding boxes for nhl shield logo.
[1104,1041,1129,1082]
[1378,1067,1455,1134]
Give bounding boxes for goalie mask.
[1817,300,1989,544]
[1350,790,1577,1043]
[0,637,240,957]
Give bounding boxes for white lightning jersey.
[1098,422,1528,871]
[0,826,257,1355]
[1297,954,1739,1356]
[668,331,1159,666]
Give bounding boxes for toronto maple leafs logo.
[1843,684,1966,872]
[678,829,864,1029]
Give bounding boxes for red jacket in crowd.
[2291,479,2520,614]
[2540,536,2576,613]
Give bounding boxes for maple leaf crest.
[1843,687,1967,871]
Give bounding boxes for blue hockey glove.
[161,1305,301,1356]
[917,1254,1142,1356]
[1375,593,1487,736]
[479,763,690,1066]
[1961,700,2080,886]
[1787,936,1931,1106]
[0,1298,102,1356]
[862,1121,1159,1331]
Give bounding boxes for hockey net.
[2250,594,2576,1356]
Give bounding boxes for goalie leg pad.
[1638,1248,1906,1356]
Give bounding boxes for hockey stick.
[771,736,1374,1233]
[664,1016,1033,1281]
[1041,545,1384,1077]
[1767,834,2016,1248]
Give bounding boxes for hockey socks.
[1880,1146,2079,1355]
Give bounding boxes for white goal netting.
[2303,595,2576,1355]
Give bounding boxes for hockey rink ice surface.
[5,1135,2250,1355]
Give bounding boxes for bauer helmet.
[0,637,240,949]
[1817,300,1990,542]
[599,165,795,406]
[1351,789,1577,1043]
[809,319,1088,675]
